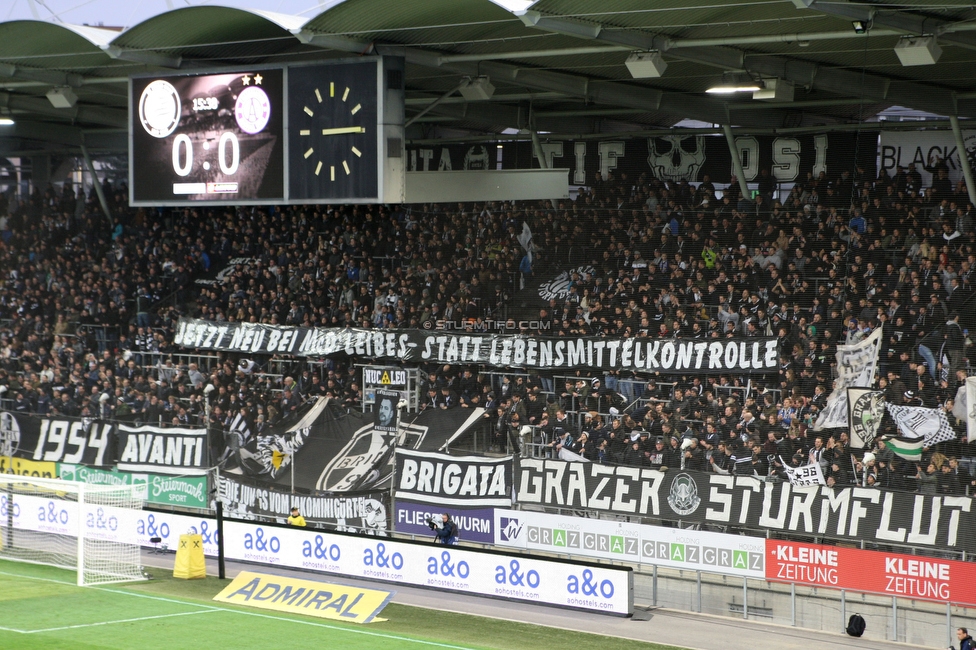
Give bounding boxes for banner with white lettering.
[2,411,114,466]
[116,424,208,475]
[515,459,976,553]
[174,318,780,374]
[781,460,826,487]
[815,327,882,431]
[394,449,512,507]
[766,540,976,606]
[217,475,389,535]
[878,130,976,189]
[394,500,495,544]
[411,132,877,185]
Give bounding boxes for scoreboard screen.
[130,69,284,204]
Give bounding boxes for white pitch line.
[0,567,475,649]
[25,609,219,634]
[201,606,476,650]
[0,625,28,634]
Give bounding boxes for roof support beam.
[1,119,82,146]
[293,29,789,128]
[794,0,976,51]
[0,64,84,88]
[406,92,562,106]
[0,76,128,90]
[100,45,182,69]
[516,9,961,117]
[0,93,126,128]
[407,118,971,146]
[435,29,905,64]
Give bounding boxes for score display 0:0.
[172,132,240,176]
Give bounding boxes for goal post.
[0,474,145,586]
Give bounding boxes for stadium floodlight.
[0,474,145,586]
[752,78,795,102]
[0,118,12,126]
[852,21,867,34]
[706,73,762,94]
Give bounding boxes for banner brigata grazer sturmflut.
[516,459,976,553]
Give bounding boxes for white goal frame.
[0,473,145,586]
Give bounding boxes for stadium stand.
[0,155,974,492]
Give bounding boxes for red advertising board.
[765,540,976,607]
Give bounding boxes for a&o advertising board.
[220,520,633,615]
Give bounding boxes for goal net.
[0,474,145,586]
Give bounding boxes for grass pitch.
[0,560,682,650]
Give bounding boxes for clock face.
[130,70,284,204]
[288,61,378,201]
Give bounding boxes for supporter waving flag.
[885,403,957,446]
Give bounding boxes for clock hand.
[320,126,366,136]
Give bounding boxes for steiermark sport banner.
[57,463,208,509]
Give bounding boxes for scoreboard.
[129,57,404,206]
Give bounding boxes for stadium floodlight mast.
[0,474,145,586]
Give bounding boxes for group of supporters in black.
[0,155,973,490]
[516,368,974,494]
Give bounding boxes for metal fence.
[635,565,975,647]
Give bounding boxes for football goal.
[0,474,145,586]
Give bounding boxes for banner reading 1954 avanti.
[174,318,779,374]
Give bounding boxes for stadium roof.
[2,0,976,155]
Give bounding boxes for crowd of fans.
[0,155,973,496]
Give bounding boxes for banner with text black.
[394,449,513,507]
[116,423,208,475]
[3,411,115,466]
[174,318,780,374]
[516,459,976,553]
[407,132,877,185]
[217,474,389,535]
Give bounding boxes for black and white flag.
[815,327,882,430]
[847,388,886,448]
[780,458,826,486]
[885,403,957,446]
